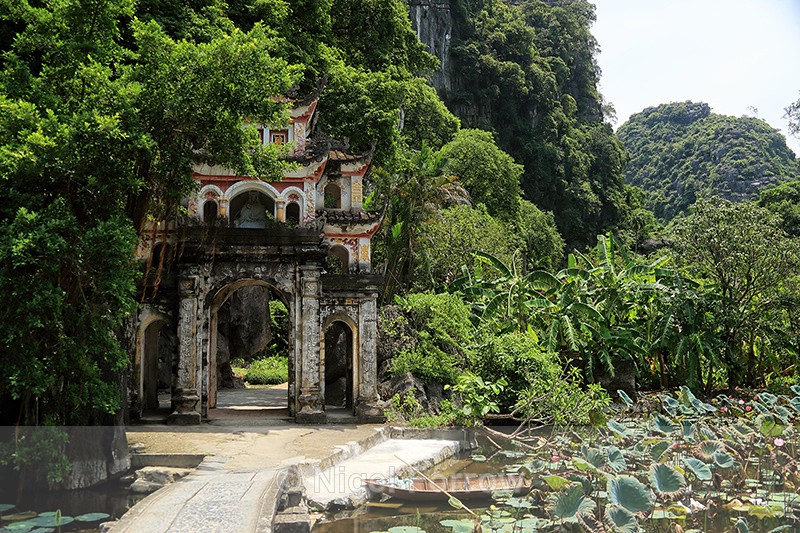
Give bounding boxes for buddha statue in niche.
[234,191,269,229]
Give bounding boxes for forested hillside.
[408,0,631,247]
[618,101,799,220]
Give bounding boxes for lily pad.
[617,389,634,407]
[605,446,627,472]
[543,475,571,491]
[682,457,712,481]
[713,451,736,469]
[607,475,653,514]
[604,505,639,533]
[652,414,678,434]
[607,419,632,438]
[74,512,111,522]
[0,504,16,514]
[649,463,686,496]
[548,484,596,523]
[388,527,426,533]
[439,519,474,533]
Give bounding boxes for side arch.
[320,313,359,412]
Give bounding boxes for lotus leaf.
[767,525,794,532]
[650,441,671,462]
[522,458,546,473]
[471,454,487,462]
[498,450,525,459]
[791,384,800,396]
[447,496,464,510]
[774,405,791,423]
[607,419,632,438]
[75,513,111,522]
[758,392,778,406]
[748,504,779,519]
[682,457,712,481]
[734,518,750,533]
[604,504,639,532]
[3,521,37,532]
[697,440,724,460]
[753,401,771,414]
[605,446,627,472]
[757,415,785,437]
[388,527,426,533]
[30,516,73,528]
[649,463,686,496]
[439,519,473,533]
[4,512,37,521]
[548,484,596,523]
[768,493,800,508]
[543,475,571,491]
[652,414,678,434]
[678,386,697,406]
[607,475,653,513]
[30,529,56,533]
[791,398,800,413]
[513,517,552,531]
[501,496,532,508]
[0,504,15,513]
[713,451,736,468]
[617,389,634,407]
[681,420,696,440]
[581,446,606,469]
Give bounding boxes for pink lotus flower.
[720,406,726,412]
[551,455,560,462]
[738,399,745,405]
[774,437,785,447]
[745,405,752,411]
[754,395,759,401]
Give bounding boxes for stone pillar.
[296,266,325,423]
[167,274,202,425]
[276,198,286,223]
[355,295,384,422]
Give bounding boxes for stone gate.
[130,97,384,424]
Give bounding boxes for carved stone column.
[296,265,325,423]
[167,274,202,425]
[276,198,286,223]
[355,295,384,422]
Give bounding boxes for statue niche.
[232,191,274,229]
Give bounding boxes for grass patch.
[243,356,288,385]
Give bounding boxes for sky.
[592,0,800,156]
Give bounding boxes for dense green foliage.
[441,0,632,247]
[672,198,800,390]
[760,180,800,236]
[439,129,523,220]
[618,101,799,221]
[0,0,298,424]
[243,356,289,385]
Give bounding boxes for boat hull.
[364,475,528,502]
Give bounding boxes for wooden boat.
[363,474,528,502]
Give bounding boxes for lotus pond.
[0,475,143,533]
[314,387,800,532]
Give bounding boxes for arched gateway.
[130,97,384,424]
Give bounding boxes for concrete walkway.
[304,438,460,510]
[111,409,469,533]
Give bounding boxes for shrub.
[244,356,288,385]
[470,331,560,411]
[386,293,474,384]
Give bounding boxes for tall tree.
[0,0,297,425]
[671,198,799,389]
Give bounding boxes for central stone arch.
[206,277,295,414]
